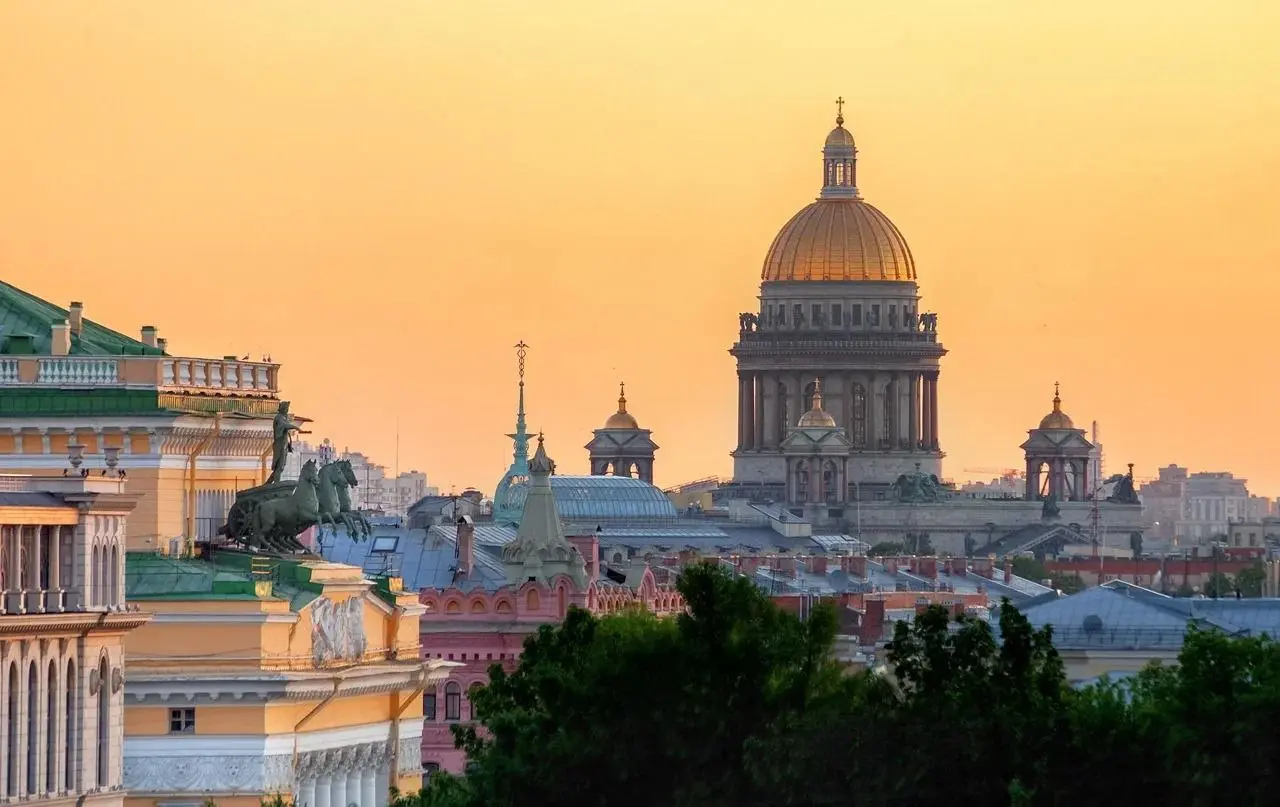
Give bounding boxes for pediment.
[1021,429,1093,453]
[586,430,658,453]
[781,427,851,452]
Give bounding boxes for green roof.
[0,281,165,356]
[0,388,164,416]
[126,550,325,612]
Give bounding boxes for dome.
[762,199,916,282]
[797,378,838,428]
[603,382,639,430]
[1038,383,1075,430]
[825,125,855,148]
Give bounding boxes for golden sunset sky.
[2,1,1278,495]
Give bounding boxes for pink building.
[413,436,684,772]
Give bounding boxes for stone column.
[865,373,879,450]
[762,373,778,449]
[27,525,42,611]
[48,526,62,612]
[345,769,361,807]
[928,373,940,450]
[376,764,391,807]
[361,769,377,807]
[791,373,804,429]
[908,372,921,450]
[299,779,317,807]
[736,373,749,450]
[744,375,756,451]
[315,776,332,807]
[329,772,346,807]
[747,376,757,453]
[921,375,934,449]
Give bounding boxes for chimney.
[848,555,868,579]
[68,302,83,336]
[141,325,158,348]
[919,557,938,579]
[884,557,898,576]
[943,559,953,576]
[954,559,968,577]
[810,556,828,575]
[51,321,71,356]
[862,598,886,643]
[456,516,475,577]
[1003,558,1013,584]
[156,337,168,353]
[568,533,601,579]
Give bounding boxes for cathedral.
[720,102,1145,553]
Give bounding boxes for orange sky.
[2,1,1279,496]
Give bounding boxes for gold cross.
[835,96,844,117]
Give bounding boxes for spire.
[616,382,628,414]
[503,434,587,589]
[812,377,825,410]
[820,96,858,200]
[505,341,531,470]
[1052,381,1061,413]
[529,432,554,475]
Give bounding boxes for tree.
[1011,555,1047,581]
[1236,563,1266,598]
[447,563,843,807]
[867,541,904,556]
[1203,571,1235,599]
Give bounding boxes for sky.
[2,1,1279,496]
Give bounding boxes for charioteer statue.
[216,400,370,554]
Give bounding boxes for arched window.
[467,683,484,721]
[6,662,17,797]
[557,585,567,619]
[525,590,540,611]
[444,682,461,721]
[96,657,109,787]
[46,661,57,792]
[823,461,839,503]
[794,461,810,502]
[851,383,867,447]
[64,660,76,791]
[26,662,37,794]
[109,545,120,608]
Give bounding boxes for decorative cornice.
[0,610,151,635]
[125,662,429,705]
[146,612,298,625]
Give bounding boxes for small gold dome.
[1038,383,1075,430]
[603,382,639,430]
[825,125,855,148]
[762,199,916,282]
[797,379,838,428]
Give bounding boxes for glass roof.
[503,474,679,522]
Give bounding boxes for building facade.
[122,551,444,807]
[0,284,280,550]
[0,469,150,807]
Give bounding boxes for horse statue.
[317,459,359,537]
[335,472,373,540]
[252,459,321,551]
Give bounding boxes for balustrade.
[0,359,18,384]
[36,359,119,385]
[160,359,274,393]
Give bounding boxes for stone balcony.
[0,355,278,396]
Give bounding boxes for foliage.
[418,562,1280,807]
[1203,571,1236,599]
[1237,563,1266,597]
[1011,555,1047,581]
[867,541,904,556]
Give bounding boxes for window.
[811,303,822,324]
[852,304,863,325]
[444,682,461,721]
[468,682,484,721]
[423,763,441,776]
[832,304,842,326]
[424,692,437,721]
[889,304,897,327]
[168,708,196,734]
[776,306,785,326]
[870,304,881,326]
[371,535,398,553]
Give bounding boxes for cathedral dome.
[762,199,916,282]
[1038,383,1075,430]
[603,383,639,430]
[762,102,916,283]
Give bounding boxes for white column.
[360,769,376,807]
[376,765,391,807]
[299,779,317,807]
[329,773,346,807]
[315,777,332,807]
[345,771,360,807]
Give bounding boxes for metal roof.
[502,475,679,522]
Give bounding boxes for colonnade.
[295,745,393,807]
[736,370,941,452]
[1025,458,1089,502]
[0,641,114,800]
[0,522,121,615]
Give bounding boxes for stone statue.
[907,310,919,331]
[888,307,898,328]
[1107,465,1141,505]
[889,465,945,503]
[739,312,760,333]
[311,595,367,665]
[793,310,806,330]
[268,401,308,484]
[963,533,976,558]
[1041,493,1061,520]
[920,313,938,333]
[813,307,826,329]
[1129,531,1143,559]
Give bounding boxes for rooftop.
[0,281,162,356]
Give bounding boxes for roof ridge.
[0,280,162,356]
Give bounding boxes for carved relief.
[111,667,124,694]
[89,668,101,696]
[311,596,367,665]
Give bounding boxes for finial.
[617,381,627,413]
[835,96,845,127]
[514,341,529,382]
[811,377,824,409]
[537,431,544,444]
[1052,381,1061,410]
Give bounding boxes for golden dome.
[1038,383,1075,430]
[825,125,855,148]
[762,199,916,282]
[603,382,639,430]
[797,379,838,428]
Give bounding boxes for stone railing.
[38,357,120,384]
[0,358,19,384]
[160,358,274,393]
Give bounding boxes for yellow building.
[0,282,280,550]
[0,470,150,807]
[122,549,448,807]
